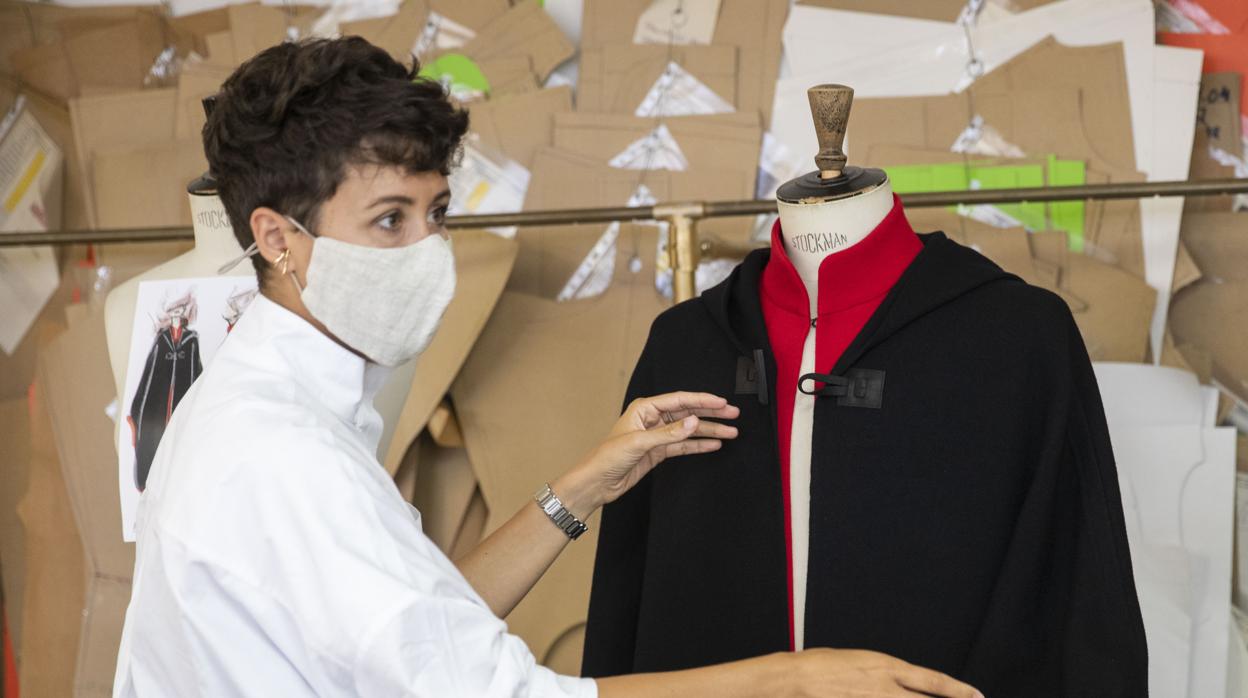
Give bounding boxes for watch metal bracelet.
[534,483,588,540]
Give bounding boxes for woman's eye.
[378,211,404,232]
[428,206,448,228]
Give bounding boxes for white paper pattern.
[608,123,689,171]
[635,61,734,118]
[0,108,62,355]
[633,0,722,46]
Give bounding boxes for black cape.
[130,326,202,491]
[583,232,1147,696]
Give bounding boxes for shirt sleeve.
[352,591,598,698]
[213,422,598,698]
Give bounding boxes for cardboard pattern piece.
[515,146,754,298]
[451,227,668,669]
[579,0,788,126]
[1171,280,1248,406]
[460,0,574,84]
[577,44,739,116]
[68,89,178,229]
[92,140,209,229]
[14,383,87,698]
[37,307,137,696]
[407,434,480,555]
[466,86,573,171]
[552,111,762,175]
[381,230,519,476]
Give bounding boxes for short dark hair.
[203,37,469,284]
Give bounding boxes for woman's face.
[247,164,454,352]
[281,164,452,278]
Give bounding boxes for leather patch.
[734,350,769,405]
[837,368,885,409]
[798,368,885,409]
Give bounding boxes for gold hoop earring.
[275,250,290,275]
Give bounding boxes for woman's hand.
[561,392,740,513]
[596,649,983,698]
[787,649,983,698]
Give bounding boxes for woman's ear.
[250,207,290,266]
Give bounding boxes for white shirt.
[114,295,597,698]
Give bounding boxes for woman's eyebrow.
[432,188,451,204]
[366,194,415,208]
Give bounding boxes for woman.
[113,37,982,698]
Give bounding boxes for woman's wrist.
[550,468,603,521]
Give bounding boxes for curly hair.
[202,37,469,284]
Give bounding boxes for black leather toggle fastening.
[798,368,885,409]
[734,349,770,405]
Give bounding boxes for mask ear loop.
[216,241,258,274]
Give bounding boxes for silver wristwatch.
[534,483,588,540]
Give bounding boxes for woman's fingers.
[691,419,738,440]
[892,663,983,698]
[660,439,723,459]
[628,415,700,455]
[658,404,742,423]
[633,392,739,424]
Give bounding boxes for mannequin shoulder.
[642,296,720,345]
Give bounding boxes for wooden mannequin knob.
[808,85,853,180]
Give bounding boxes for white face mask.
[286,216,457,367]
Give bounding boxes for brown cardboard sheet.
[167,8,232,60]
[38,308,135,581]
[0,399,31,655]
[1029,230,1156,363]
[460,0,573,83]
[552,111,761,175]
[381,230,517,475]
[1170,280,1248,404]
[477,56,539,98]
[796,0,966,21]
[451,227,667,660]
[174,62,235,140]
[36,306,136,695]
[69,89,178,228]
[408,435,479,555]
[579,0,787,124]
[11,12,169,104]
[448,488,489,561]
[577,44,737,115]
[515,147,754,297]
[431,0,511,31]
[340,0,426,63]
[1188,72,1243,212]
[544,622,586,676]
[972,38,1137,172]
[853,87,1148,279]
[1179,211,1248,282]
[16,384,86,698]
[92,140,209,229]
[466,86,573,170]
[226,4,288,65]
[203,30,239,67]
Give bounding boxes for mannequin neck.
[775,179,894,316]
[189,192,245,261]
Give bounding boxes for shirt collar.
[237,294,391,431]
[761,194,921,317]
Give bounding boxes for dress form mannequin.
[774,85,894,651]
[104,177,419,460]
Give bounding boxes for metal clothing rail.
[3,177,1247,302]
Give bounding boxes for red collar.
[760,194,921,317]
